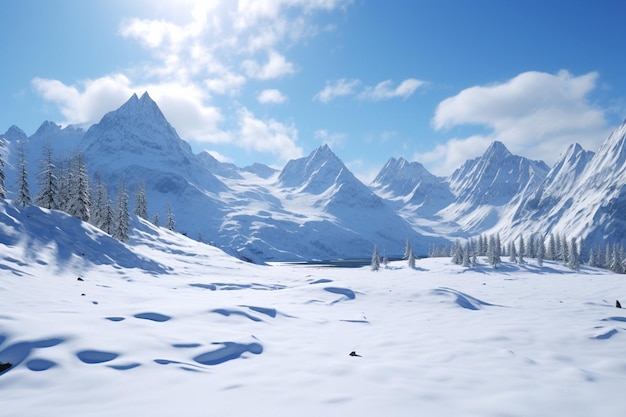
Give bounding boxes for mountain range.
[2,92,626,262]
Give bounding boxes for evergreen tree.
[451,239,463,265]
[0,138,6,199]
[14,145,31,207]
[166,203,175,231]
[518,235,526,265]
[462,241,471,268]
[153,212,160,227]
[408,249,416,269]
[371,244,380,271]
[56,160,71,213]
[133,180,148,220]
[403,239,411,260]
[35,144,58,210]
[509,241,517,263]
[67,151,90,221]
[487,234,501,268]
[547,234,556,261]
[535,235,545,266]
[113,180,130,241]
[527,234,535,259]
[568,237,580,271]
[560,234,569,265]
[102,199,115,235]
[90,174,107,229]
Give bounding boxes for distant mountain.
[2,125,28,142]
[4,93,626,260]
[371,157,454,217]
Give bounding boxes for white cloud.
[32,75,226,144]
[243,50,295,80]
[316,78,426,103]
[237,108,303,162]
[314,78,360,103]
[421,70,611,176]
[359,78,426,101]
[32,74,134,127]
[314,129,347,147]
[258,89,287,104]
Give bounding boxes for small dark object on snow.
[0,362,12,372]
[349,351,361,357]
[77,277,84,281]
[617,300,622,309]
[81,293,86,296]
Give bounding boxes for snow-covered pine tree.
[560,234,569,264]
[113,180,130,241]
[518,235,526,265]
[0,138,6,199]
[568,237,580,271]
[509,241,517,263]
[35,144,58,210]
[102,199,115,235]
[403,239,411,260]
[90,174,107,229]
[371,244,380,271]
[535,235,545,266]
[67,151,90,222]
[133,180,148,220]
[527,234,535,259]
[14,145,31,207]
[408,249,416,269]
[153,212,160,227]
[451,239,463,265]
[546,234,556,261]
[462,240,471,268]
[165,203,175,231]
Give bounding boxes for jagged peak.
[483,141,512,159]
[35,120,61,135]
[2,125,28,141]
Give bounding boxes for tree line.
[0,141,175,241]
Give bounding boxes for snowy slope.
[2,201,626,417]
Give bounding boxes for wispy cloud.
[359,78,426,101]
[314,129,347,147]
[315,78,426,102]
[314,78,360,103]
[420,70,610,176]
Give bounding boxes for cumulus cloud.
[32,74,134,127]
[421,70,611,176]
[314,78,360,103]
[32,75,225,144]
[359,78,426,101]
[237,108,303,162]
[258,89,287,104]
[31,0,351,165]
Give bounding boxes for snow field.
[2,205,626,416]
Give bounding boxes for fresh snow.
[2,201,626,417]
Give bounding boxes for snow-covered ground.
[2,202,626,417]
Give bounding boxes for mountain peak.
[484,141,511,160]
[35,120,61,136]
[2,125,28,141]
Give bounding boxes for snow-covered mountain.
[4,92,626,259]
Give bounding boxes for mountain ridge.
[3,93,626,260]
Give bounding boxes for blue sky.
[2,0,626,180]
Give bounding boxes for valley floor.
[2,228,626,417]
